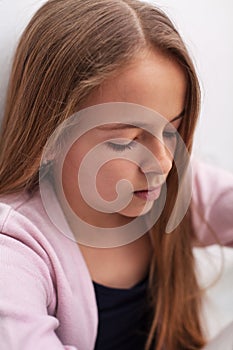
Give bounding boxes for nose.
[140,136,173,176]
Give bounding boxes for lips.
[134,186,162,201]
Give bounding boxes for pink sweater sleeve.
[191,160,233,247]
[0,232,77,350]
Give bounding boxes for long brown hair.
[0,0,205,349]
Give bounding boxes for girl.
[0,0,232,349]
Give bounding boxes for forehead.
[80,49,187,123]
[65,102,183,145]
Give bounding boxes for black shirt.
[93,275,151,350]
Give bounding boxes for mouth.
[134,186,162,201]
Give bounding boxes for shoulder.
[0,189,58,285]
[0,182,89,281]
[0,189,56,256]
[0,182,72,249]
[0,190,58,312]
[0,184,80,287]
[192,160,233,199]
[191,160,233,246]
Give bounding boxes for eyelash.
[163,130,178,139]
[106,140,137,152]
[106,130,178,152]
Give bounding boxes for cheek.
[61,141,90,195]
[61,157,79,200]
[96,159,138,200]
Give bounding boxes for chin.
[119,201,154,218]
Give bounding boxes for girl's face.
[60,50,186,228]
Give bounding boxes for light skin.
[58,48,187,288]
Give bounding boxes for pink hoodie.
[0,160,232,349]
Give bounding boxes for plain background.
[150,0,233,173]
[0,0,233,172]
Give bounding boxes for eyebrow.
[96,110,185,131]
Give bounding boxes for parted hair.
[0,1,205,349]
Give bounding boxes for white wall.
[148,0,233,173]
[0,0,47,120]
[0,0,233,172]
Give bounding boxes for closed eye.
[105,140,137,152]
[163,130,178,139]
